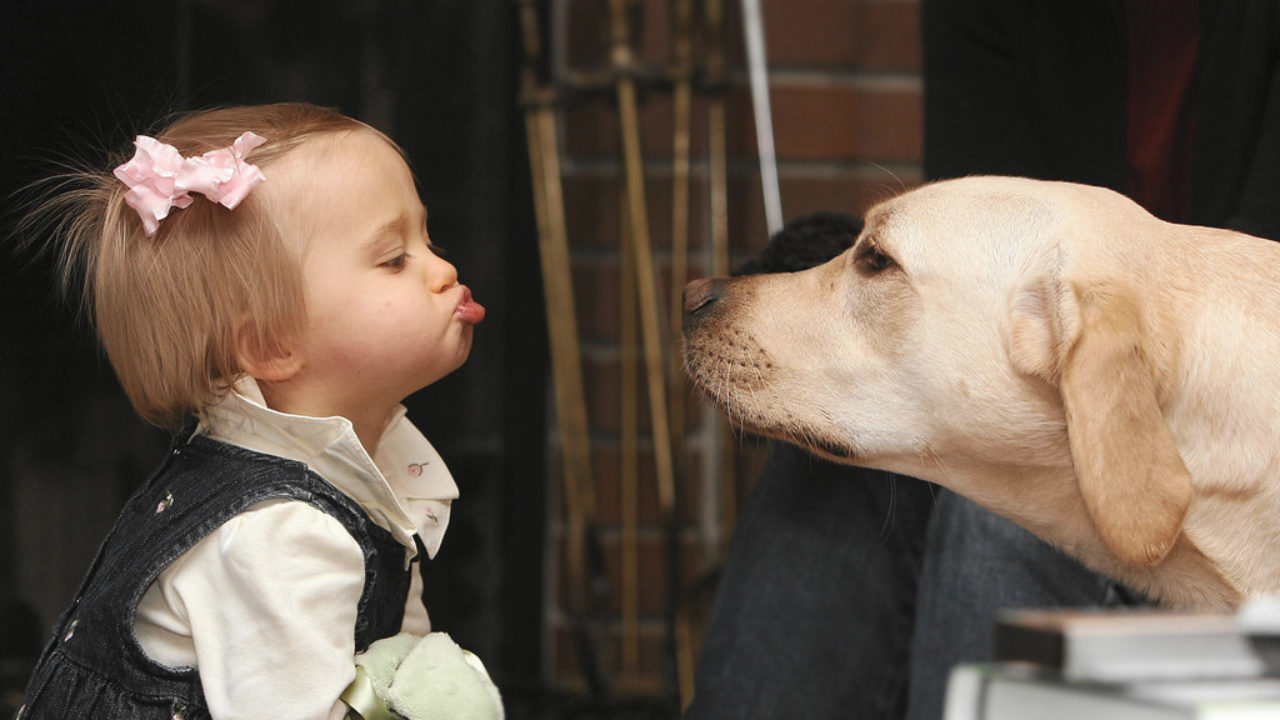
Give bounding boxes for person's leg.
[904,490,1150,720]
[686,441,936,719]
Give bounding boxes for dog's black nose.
[682,277,722,322]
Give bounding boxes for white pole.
[741,0,783,235]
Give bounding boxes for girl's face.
[271,130,484,425]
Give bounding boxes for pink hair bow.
[113,131,268,236]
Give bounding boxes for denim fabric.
[903,490,1148,720]
[17,430,412,720]
[685,442,937,720]
[687,443,1149,720]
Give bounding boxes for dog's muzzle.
[682,277,724,332]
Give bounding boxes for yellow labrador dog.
[682,176,1280,610]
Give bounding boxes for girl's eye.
[381,253,409,270]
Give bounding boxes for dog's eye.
[854,240,895,275]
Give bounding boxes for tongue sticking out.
[456,297,486,324]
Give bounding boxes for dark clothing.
[923,0,1280,239]
[685,447,935,720]
[18,430,412,720]
[904,494,1146,720]
[684,448,1142,720]
[1124,0,1201,222]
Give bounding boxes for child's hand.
[345,632,503,720]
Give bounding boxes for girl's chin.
[413,351,472,390]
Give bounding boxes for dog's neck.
[897,455,1247,609]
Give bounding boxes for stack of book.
[944,607,1280,719]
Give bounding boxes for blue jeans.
[686,441,1147,720]
[904,490,1146,720]
[685,442,933,719]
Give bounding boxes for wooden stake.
[517,0,604,695]
[620,180,641,679]
[607,0,676,519]
[669,0,693,471]
[702,0,738,556]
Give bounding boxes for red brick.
[762,0,921,70]
[552,532,705,614]
[562,169,923,265]
[566,0,922,73]
[562,173,682,252]
[589,444,705,526]
[578,351,700,433]
[565,0,676,68]
[563,84,921,166]
[561,91,677,159]
[542,420,762,529]
[720,171,924,251]
[571,256,692,343]
[781,170,923,218]
[562,171,766,261]
[764,84,921,162]
[551,624,672,693]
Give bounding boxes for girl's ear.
[233,316,303,382]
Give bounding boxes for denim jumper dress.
[17,429,413,720]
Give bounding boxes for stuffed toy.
[342,632,503,720]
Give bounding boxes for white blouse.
[132,377,459,720]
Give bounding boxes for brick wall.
[545,0,923,698]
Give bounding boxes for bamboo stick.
[668,0,693,501]
[608,0,684,701]
[620,181,641,679]
[703,0,738,556]
[517,0,603,694]
[606,0,676,538]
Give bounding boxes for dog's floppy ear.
[1007,280,1192,566]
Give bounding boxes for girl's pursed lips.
[454,285,486,324]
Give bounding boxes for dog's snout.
[683,277,722,321]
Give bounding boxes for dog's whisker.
[875,476,897,543]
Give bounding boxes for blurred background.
[0,1,922,717]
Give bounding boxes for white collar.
[196,376,459,560]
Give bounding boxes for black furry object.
[733,211,864,276]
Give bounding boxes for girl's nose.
[427,252,458,292]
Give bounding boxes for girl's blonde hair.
[34,102,393,429]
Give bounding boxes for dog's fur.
[682,176,1280,609]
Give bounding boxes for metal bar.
[705,0,730,279]
[740,0,783,235]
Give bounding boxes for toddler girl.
[18,102,491,720]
